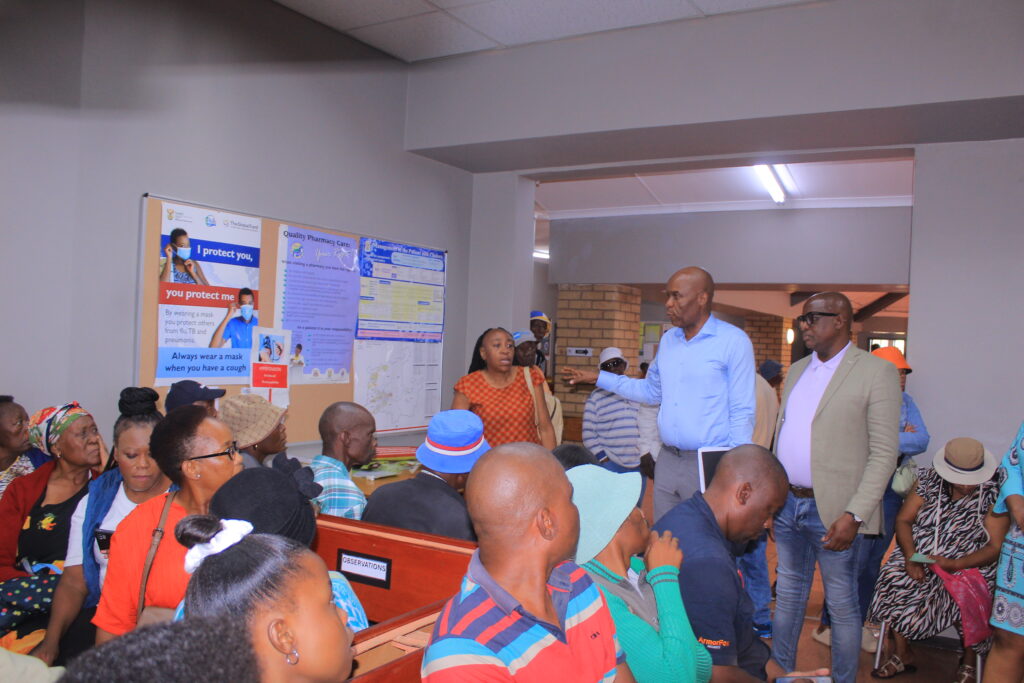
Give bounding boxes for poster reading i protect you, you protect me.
[155,201,262,385]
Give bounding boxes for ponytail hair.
[176,514,309,621]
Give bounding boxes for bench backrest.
[313,515,474,623]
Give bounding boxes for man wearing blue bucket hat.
[362,410,489,541]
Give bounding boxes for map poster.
[274,225,361,384]
[357,238,445,342]
[353,339,442,432]
[251,326,291,390]
[155,201,262,386]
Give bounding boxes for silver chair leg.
[873,621,887,670]
[977,651,984,681]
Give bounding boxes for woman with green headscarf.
[0,402,104,652]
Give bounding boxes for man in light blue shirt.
[565,267,756,521]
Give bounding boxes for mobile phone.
[775,677,833,682]
[94,529,114,552]
[910,552,936,564]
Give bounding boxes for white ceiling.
[274,0,829,62]
[535,158,915,221]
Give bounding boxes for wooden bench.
[313,515,474,624]
[349,600,444,681]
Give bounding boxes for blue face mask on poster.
[240,304,254,322]
[175,246,192,260]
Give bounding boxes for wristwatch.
[846,511,863,524]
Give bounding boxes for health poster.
[155,201,262,385]
[357,239,445,342]
[251,327,291,390]
[273,225,361,384]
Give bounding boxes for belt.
[662,446,698,457]
[789,484,815,499]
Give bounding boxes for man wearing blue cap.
[361,410,489,541]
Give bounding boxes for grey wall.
[1,0,85,408]
[907,139,1024,456]
[405,0,1024,171]
[549,207,912,286]
[1,0,472,434]
[531,260,557,325]
[463,173,536,357]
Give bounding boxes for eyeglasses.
[600,358,625,371]
[185,442,238,464]
[795,312,839,326]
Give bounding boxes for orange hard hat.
[872,346,911,372]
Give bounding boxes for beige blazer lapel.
[813,347,861,419]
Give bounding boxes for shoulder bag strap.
[137,491,177,622]
[523,366,542,434]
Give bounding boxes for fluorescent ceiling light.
[772,164,799,196]
[753,165,786,204]
[533,250,550,260]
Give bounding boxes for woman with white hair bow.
[176,514,355,683]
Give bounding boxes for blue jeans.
[737,532,772,625]
[599,459,647,506]
[772,493,864,683]
[821,478,902,627]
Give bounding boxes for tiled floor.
[762,538,963,682]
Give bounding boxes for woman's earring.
[285,649,299,665]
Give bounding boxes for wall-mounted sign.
[566,347,594,357]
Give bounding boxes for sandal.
[955,663,977,683]
[871,653,918,679]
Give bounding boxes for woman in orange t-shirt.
[453,328,556,449]
[93,406,242,642]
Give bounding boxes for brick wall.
[744,313,792,377]
[554,284,641,424]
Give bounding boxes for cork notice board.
[137,195,445,442]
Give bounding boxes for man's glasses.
[185,442,238,464]
[795,312,839,326]
[600,358,626,371]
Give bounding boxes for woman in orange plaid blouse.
[452,328,556,450]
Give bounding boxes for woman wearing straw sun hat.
[217,395,287,469]
[868,437,1007,682]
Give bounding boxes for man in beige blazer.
[770,292,900,683]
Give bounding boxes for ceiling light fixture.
[533,250,550,260]
[772,164,799,196]
[753,165,786,204]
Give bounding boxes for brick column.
[554,285,641,439]
[743,313,792,376]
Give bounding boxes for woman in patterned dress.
[984,421,1024,681]
[868,438,1006,683]
[452,328,556,449]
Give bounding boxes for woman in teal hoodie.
[568,464,712,683]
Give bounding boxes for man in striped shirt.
[583,348,658,488]
[421,443,634,682]
[310,402,376,518]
